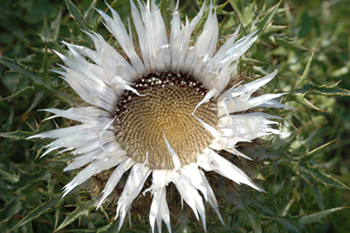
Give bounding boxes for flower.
[29,1,290,232]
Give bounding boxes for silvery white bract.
[29,0,290,232]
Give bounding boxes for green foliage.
[1,0,350,232]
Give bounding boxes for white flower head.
[29,1,290,232]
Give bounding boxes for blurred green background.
[1,0,350,232]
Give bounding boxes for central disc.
[114,71,217,170]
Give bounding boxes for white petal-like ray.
[162,131,181,170]
[55,50,116,106]
[220,70,278,102]
[216,30,258,68]
[217,112,281,141]
[28,124,87,140]
[97,5,146,75]
[64,148,104,171]
[85,31,138,83]
[62,68,115,112]
[192,88,218,114]
[65,142,124,171]
[150,187,171,233]
[63,155,126,197]
[170,2,206,72]
[148,170,172,233]
[224,147,253,161]
[173,171,207,230]
[191,114,221,140]
[185,4,218,77]
[170,0,180,51]
[197,3,218,58]
[130,0,150,69]
[258,99,294,109]
[116,163,151,231]
[135,0,169,71]
[41,107,110,123]
[97,157,134,208]
[61,42,101,65]
[199,149,263,191]
[181,164,224,224]
[223,92,288,114]
[213,25,241,63]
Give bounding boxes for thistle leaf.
[299,162,350,190]
[230,0,256,28]
[306,81,350,96]
[0,196,22,222]
[39,12,61,42]
[0,57,74,104]
[257,1,281,34]
[298,207,349,225]
[1,86,34,100]
[56,199,98,231]
[0,168,19,184]
[12,198,60,229]
[0,130,35,140]
[65,0,90,31]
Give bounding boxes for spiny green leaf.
[306,81,350,96]
[12,198,60,229]
[23,222,34,233]
[39,15,51,42]
[0,196,22,222]
[278,217,307,233]
[42,44,49,81]
[257,1,281,34]
[293,93,325,112]
[309,185,324,210]
[299,162,350,190]
[230,0,256,28]
[14,169,51,190]
[65,0,90,31]
[0,57,44,86]
[306,140,334,156]
[56,199,98,231]
[216,0,230,13]
[65,0,94,45]
[0,168,19,183]
[263,183,294,202]
[0,58,74,105]
[84,0,98,26]
[295,49,316,90]
[275,37,310,51]
[250,200,307,233]
[298,207,349,225]
[263,24,289,35]
[96,222,116,233]
[0,130,35,140]
[23,91,46,115]
[247,214,262,233]
[1,86,34,100]
[39,12,61,42]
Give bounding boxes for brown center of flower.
[113,71,217,170]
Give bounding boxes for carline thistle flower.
[29,0,290,232]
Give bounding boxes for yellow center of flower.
[114,72,217,169]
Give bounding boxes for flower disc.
[114,71,217,169]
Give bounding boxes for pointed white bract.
[148,170,172,233]
[162,131,182,170]
[29,1,290,232]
